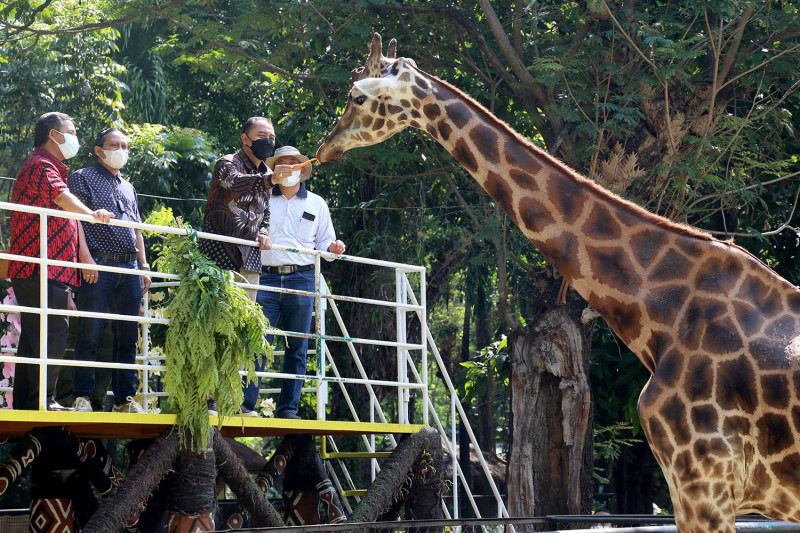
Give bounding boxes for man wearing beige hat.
[251,146,345,419]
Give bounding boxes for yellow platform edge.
[0,409,425,440]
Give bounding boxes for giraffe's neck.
[410,71,779,370]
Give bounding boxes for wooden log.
[82,428,180,533]
[348,427,443,525]
[212,429,284,528]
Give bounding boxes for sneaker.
[46,398,74,412]
[207,400,218,416]
[113,397,144,414]
[239,405,259,418]
[275,409,301,420]
[72,396,93,412]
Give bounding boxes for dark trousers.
[73,258,140,404]
[11,277,70,410]
[252,271,315,414]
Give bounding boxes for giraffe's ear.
[353,77,397,98]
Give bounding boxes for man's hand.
[140,267,152,295]
[273,164,295,181]
[90,209,114,224]
[256,234,272,250]
[329,240,346,255]
[81,255,99,284]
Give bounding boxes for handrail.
[0,199,507,521]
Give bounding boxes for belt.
[262,264,314,274]
[91,250,138,263]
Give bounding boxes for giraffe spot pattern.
[548,177,584,225]
[587,246,641,293]
[426,124,438,139]
[691,405,719,433]
[645,285,690,325]
[509,169,539,191]
[387,104,404,115]
[423,104,441,120]
[593,296,643,344]
[734,301,764,337]
[411,85,426,100]
[583,204,621,240]
[445,102,472,129]
[656,348,683,386]
[517,196,555,233]
[469,125,500,164]
[484,171,514,214]
[649,248,693,282]
[762,374,790,409]
[702,316,743,354]
[716,356,758,413]
[451,138,478,173]
[757,413,794,455]
[739,275,782,318]
[437,121,452,141]
[537,232,582,282]
[630,230,668,269]
[696,257,743,295]
[686,357,714,401]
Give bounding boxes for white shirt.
[261,185,337,267]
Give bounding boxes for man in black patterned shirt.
[199,117,274,300]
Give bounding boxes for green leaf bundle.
[148,208,272,452]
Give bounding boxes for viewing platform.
[0,200,509,525]
[0,410,425,440]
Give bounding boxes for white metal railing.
[0,199,507,519]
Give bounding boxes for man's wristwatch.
[139,262,150,270]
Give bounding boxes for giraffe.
[316,34,800,532]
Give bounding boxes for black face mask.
[249,137,275,161]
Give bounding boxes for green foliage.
[593,422,642,484]
[456,336,509,402]
[126,124,217,227]
[145,207,271,452]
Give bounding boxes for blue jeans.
[73,257,141,404]
[249,271,314,413]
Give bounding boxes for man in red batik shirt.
[9,112,113,410]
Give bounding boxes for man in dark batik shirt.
[199,117,274,300]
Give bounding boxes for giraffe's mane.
[411,64,717,245]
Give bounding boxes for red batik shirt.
[8,147,80,286]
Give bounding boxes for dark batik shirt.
[68,163,141,254]
[199,150,272,272]
[9,147,80,286]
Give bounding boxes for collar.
[94,162,122,181]
[271,184,308,198]
[236,149,269,174]
[33,146,67,172]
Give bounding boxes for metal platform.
[0,409,425,440]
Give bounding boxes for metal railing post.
[37,212,48,411]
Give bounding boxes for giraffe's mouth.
[316,143,344,163]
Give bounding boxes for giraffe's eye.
[353,95,367,105]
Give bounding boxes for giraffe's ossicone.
[317,34,800,533]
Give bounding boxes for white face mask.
[53,131,80,159]
[279,169,302,187]
[102,148,129,169]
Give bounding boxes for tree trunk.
[348,427,443,526]
[214,430,285,528]
[474,280,495,455]
[507,291,594,518]
[83,429,180,533]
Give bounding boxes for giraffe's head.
[317,33,424,162]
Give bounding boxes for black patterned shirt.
[199,150,272,272]
[68,163,141,254]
